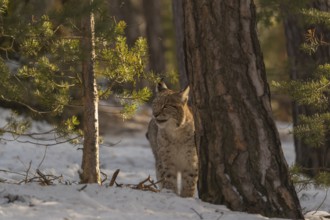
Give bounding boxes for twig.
[312,188,328,215]
[25,161,32,183]
[109,140,122,147]
[37,146,48,170]
[108,171,160,193]
[109,169,120,187]
[2,128,57,138]
[217,211,224,220]
[78,184,88,192]
[135,176,151,189]
[37,146,48,169]
[131,176,160,193]
[36,169,52,185]
[191,208,203,220]
[1,135,81,147]
[145,178,163,189]
[0,169,26,176]
[0,95,58,114]
[101,171,108,185]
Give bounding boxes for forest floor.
[0,106,329,220]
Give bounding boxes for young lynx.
[147,82,198,197]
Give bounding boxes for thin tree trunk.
[80,0,101,184]
[282,0,330,176]
[142,0,166,74]
[182,0,303,218]
[110,0,142,46]
[172,0,188,88]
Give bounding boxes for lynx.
[146,82,198,197]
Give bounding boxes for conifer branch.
[0,135,82,147]
[0,95,61,114]
[1,128,57,138]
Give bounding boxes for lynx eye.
[164,105,176,110]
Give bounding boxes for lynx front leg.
[180,169,198,197]
[158,162,178,194]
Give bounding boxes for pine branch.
[0,135,82,147]
[0,95,61,114]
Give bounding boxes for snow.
[0,108,329,220]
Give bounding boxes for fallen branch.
[78,184,88,192]
[107,170,160,193]
[36,169,53,185]
[191,208,203,220]
[109,169,120,187]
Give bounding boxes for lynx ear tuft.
[180,86,190,103]
[156,81,168,93]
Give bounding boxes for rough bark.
[80,0,101,184]
[142,0,166,74]
[282,0,330,176]
[182,0,303,218]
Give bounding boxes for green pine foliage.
[272,76,329,109]
[256,0,312,26]
[272,66,330,148]
[301,8,330,27]
[271,6,330,149]
[259,0,330,187]
[294,113,330,147]
[290,164,330,190]
[0,0,158,141]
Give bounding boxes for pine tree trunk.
[282,0,330,176]
[80,0,101,184]
[142,0,166,74]
[109,0,142,46]
[182,0,303,218]
[172,0,188,88]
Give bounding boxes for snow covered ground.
[0,108,329,220]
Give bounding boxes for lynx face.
[151,91,187,128]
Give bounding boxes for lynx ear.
[180,86,190,103]
[156,81,168,93]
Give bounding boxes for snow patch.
[0,108,329,219]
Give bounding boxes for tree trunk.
[142,0,166,74]
[172,0,188,88]
[109,0,142,46]
[182,0,303,218]
[80,0,101,184]
[282,0,330,176]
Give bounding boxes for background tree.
[110,0,170,77]
[280,0,330,176]
[172,0,187,88]
[142,0,166,74]
[180,0,303,218]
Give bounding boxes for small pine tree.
[0,0,158,183]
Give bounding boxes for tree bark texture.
[182,0,303,218]
[282,0,330,176]
[80,1,101,184]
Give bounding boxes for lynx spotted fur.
[147,82,198,197]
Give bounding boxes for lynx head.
[151,82,190,128]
